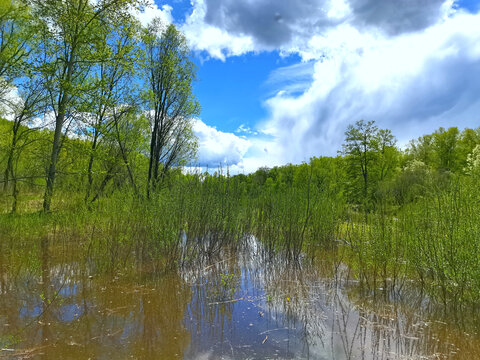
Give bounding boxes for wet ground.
[1,236,480,359]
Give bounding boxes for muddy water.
[1,236,480,359]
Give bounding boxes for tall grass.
[2,165,480,309]
[342,174,480,307]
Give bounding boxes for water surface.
[1,236,479,359]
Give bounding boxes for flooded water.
[1,236,480,359]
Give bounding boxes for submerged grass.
[342,175,480,307]
[1,170,480,310]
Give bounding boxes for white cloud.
[176,0,480,171]
[0,85,21,121]
[264,61,316,97]
[180,0,454,60]
[181,0,254,61]
[193,119,251,168]
[238,136,285,173]
[235,124,258,136]
[256,10,480,165]
[131,0,173,27]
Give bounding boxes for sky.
[134,0,480,173]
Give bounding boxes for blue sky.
[135,0,480,172]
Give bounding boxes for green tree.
[110,109,149,195]
[342,120,398,209]
[143,20,200,198]
[0,0,33,79]
[406,134,435,168]
[29,0,141,211]
[376,128,398,182]
[433,127,459,172]
[342,120,379,207]
[2,79,46,212]
[82,14,141,203]
[466,144,480,177]
[457,127,480,172]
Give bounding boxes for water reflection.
[0,237,191,359]
[0,235,479,359]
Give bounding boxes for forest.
[2,0,480,359]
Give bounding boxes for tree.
[457,127,480,172]
[2,79,46,212]
[29,0,141,211]
[82,13,141,203]
[0,0,35,107]
[433,127,459,172]
[143,20,200,198]
[342,120,379,206]
[342,120,398,209]
[407,134,435,167]
[110,109,149,195]
[466,144,480,177]
[376,128,397,181]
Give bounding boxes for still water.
[1,236,479,359]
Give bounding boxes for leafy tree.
[376,129,397,181]
[406,134,435,168]
[342,120,379,206]
[110,109,149,194]
[457,127,480,171]
[466,145,480,177]
[2,79,46,212]
[0,0,34,91]
[29,0,141,211]
[143,20,200,197]
[82,14,141,203]
[310,156,345,196]
[342,120,398,209]
[433,127,459,172]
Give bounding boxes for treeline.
[0,0,199,212]
[3,112,480,306]
[248,120,480,209]
[245,123,480,307]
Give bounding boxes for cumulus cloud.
[181,0,254,61]
[131,0,173,27]
[177,0,480,171]
[258,11,480,164]
[202,0,329,48]
[181,0,454,59]
[193,119,251,168]
[347,0,454,35]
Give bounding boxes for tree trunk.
[147,114,159,199]
[85,132,99,203]
[116,131,137,195]
[3,144,13,192]
[43,47,75,212]
[11,174,18,213]
[3,123,19,191]
[43,109,65,212]
[90,167,115,204]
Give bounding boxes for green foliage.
[433,127,460,172]
[143,20,200,196]
[465,144,480,177]
[0,0,36,82]
[342,120,399,208]
[2,3,480,313]
[407,126,480,174]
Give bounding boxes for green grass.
[1,168,480,310]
